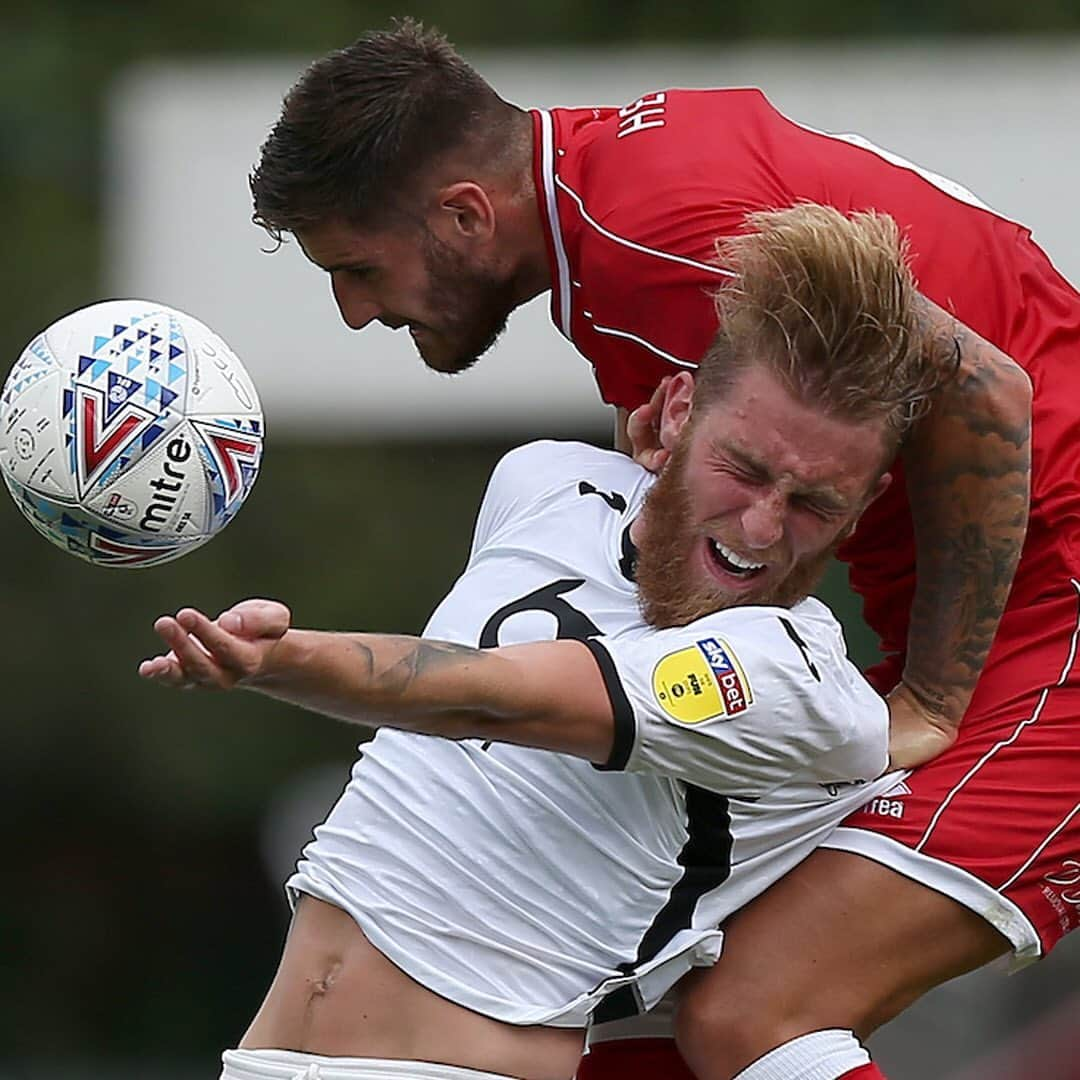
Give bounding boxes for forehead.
[696,366,888,492]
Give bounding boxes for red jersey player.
[532,86,1077,1080]
[250,22,1077,1080]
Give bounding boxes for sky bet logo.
[652,636,753,726]
[698,637,751,715]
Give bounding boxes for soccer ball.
[0,299,264,567]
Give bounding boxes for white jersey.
[289,441,896,1027]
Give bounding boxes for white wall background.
[106,40,1080,439]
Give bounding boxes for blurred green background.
[3,2,1080,1077]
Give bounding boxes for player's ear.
[866,470,892,508]
[430,181,496,245]
[658,372,695,451]
[868,473,894,505]
[844,472,892,538]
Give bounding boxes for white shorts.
[587,991,676,1045]
[220,1048,517,1080]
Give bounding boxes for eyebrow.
[319,259,373,275]
[295,239,371,276]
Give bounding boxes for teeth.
[709,539,765,572]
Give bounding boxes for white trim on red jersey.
[552,175,734,278]
[794,122,1008,221]
[535,107,731,373]
[536,110,573,339]
[589,321,699,368]
[917,578,1080,853]
[1000,802,1080,893]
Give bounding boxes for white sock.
[733,1029,871,1080]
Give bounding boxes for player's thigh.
[674,848,1008,1078]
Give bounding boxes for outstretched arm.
[889,299,1032,766]
[139,600,615,763]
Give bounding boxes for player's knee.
[675,972,784,1076]
[675,962,912,1079]
[674,967,874,1078]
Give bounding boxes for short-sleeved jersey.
[289,441,893,1027]
[531,89,1080,667]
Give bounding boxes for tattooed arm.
[887,299,1032,769]
[138,599,615,762]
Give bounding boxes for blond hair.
[697,204,954,447]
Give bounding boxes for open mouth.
[707,538,766,579]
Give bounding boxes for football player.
[143,207,949,1080]
[249,24,1080,1079]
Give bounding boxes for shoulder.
[487,440,641,497]
[557,89,785,284]
[568,88,779,193]
[473,441,644,551]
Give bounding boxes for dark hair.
[250,19,517,239]
[697,204,957,453]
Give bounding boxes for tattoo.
[349,637,486,701]
[902,316,1032,724]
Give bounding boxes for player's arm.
[893,297,1032,754]
[139,601,616,762]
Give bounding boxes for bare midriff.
[240,894,585,1080]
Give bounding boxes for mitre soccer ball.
[0,299,264,567]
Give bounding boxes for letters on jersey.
[652,636,753,724]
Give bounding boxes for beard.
[634,436,839,629]
[414,232,518,374]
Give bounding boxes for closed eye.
[724,462,767,486]
[794,495,844,520]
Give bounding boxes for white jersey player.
[288,439,892,1030]
[139,206,949,1080]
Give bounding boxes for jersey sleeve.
[583,603,888,797]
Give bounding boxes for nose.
[740,491,785,550]
[331,272,381,330]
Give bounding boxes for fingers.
[219,598,291,639]
[137,653,193,688]
[176,608,259,677]
[147,613,236,686]
[139,599,287,691]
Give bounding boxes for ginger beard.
[414,230,518,374]
[634,433,843,629]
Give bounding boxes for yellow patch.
[651,637,753,725]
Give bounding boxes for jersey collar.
[531,109,573,340]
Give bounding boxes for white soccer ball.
[0,299,264,567]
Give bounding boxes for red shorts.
[825,582,1080,960]
[577,1038,693,1080]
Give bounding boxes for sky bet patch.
[651,637,753,724]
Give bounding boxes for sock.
[577,1037,695,1080]
[734,1029,878,1080]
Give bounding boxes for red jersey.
[531,88,1080,668]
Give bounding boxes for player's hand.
[627,377,672,473]
[885,682,958,769]
[138,599,292,690]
